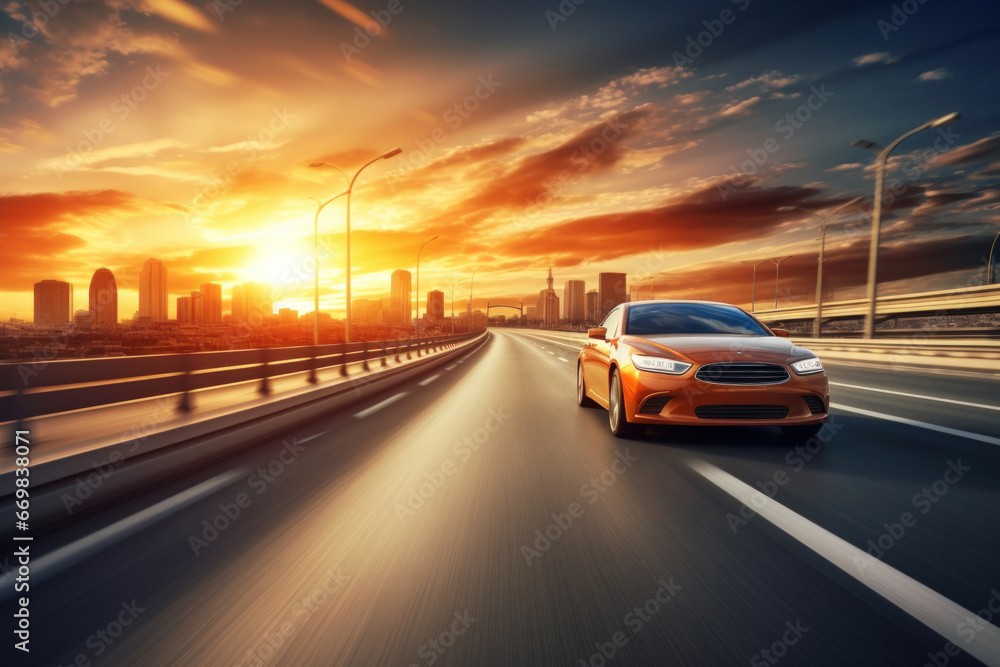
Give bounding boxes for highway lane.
[10,328,1000,666]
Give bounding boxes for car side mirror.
[771,328,790,338]
[588,327,607,340]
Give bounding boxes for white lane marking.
[297,430,329,444]
[419,374,440,386]
[508,331,583,350]
[2,469,246,597]
[547,351,555,355]
[687,459,1000,666]
[354,392,408,418]
[831,403,1000,447]
[445,364,457,371]
[558,357,570,362]
[830,382,1000,412]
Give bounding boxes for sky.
[1,0,999,321]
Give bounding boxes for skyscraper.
[352,298,384,325]
[200,283,222,324]
[427,290,445,320]
[177,296,192,323]
[563,280,585,321]
[598,272,627,319]
[88,267,118,327]
[585,290,600,322]
[139,258,168,321]
[232,283,273,322]
[190,291,205,323]
[33,280,73,325]
[389,270,412,325]
[536,267,560,325]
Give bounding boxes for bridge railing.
[1,332,480,423]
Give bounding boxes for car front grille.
[695,362,789,385]
[694,405,790,420]
[638,395,672,415]
[801,395,826,414]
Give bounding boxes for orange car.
[576,300,829,440]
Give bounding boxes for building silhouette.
[88,267,118,327]
[278,307,299,322]
[353,298,384,325]
[232,282,273,323]
[563,280,585,321]
[536,267,560,325]
[389,270,412,325]
[585,290,600,322]
[33,279,73,325]
[598,272,627,320]
[200,283,222,324]
[427,290,445,320]
[139,258,168,321]
[176,295,192,323]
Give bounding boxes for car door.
[584,306,622,404]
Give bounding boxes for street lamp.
[467,266,480,333]
[988,230,1000,285]
[310,188,348,347]
[740,259,767,312]
[778,196,864,337]
[310,147,402,343]
[414,235,439,337]
[450,277,467,334]
[852,112,960,338]
[767,256,791,309]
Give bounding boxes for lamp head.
[382,148,402,159]
[929,112,961,128]
[309,161,327,168]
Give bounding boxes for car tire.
[609,368,642,438]
[577,362,597,407]
[780,423,823,441]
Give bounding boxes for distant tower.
[88,268,118,327]
[33,280,73,325]
[547,267,554,290]
[139,258,168,321]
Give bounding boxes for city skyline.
[2,0,999,323]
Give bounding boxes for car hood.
[624,334,805,364]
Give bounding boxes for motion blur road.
[13,329,1000,666]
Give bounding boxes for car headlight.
[630,354,692,375]
[790,357,824,375]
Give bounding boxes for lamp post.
[768,256,791,309]
[988,230,1000,285]
[852,112,960,338]
[310,189,348,346]
[310,147,402,343]
[450,277,467,334]
[467,266,480,333]
[779,196,864,337]
[740,259,766,312]
[414,235,439,337]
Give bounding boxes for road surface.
[9,329,1000,666]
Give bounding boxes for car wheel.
[577,362,596,407]
[781,423,823,441]
[609,368,642,438]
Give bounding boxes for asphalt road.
[7,328,1000,666]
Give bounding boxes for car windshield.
[625,302,771,336]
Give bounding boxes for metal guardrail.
[753,283,1000,323]
[0,333,480,423]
